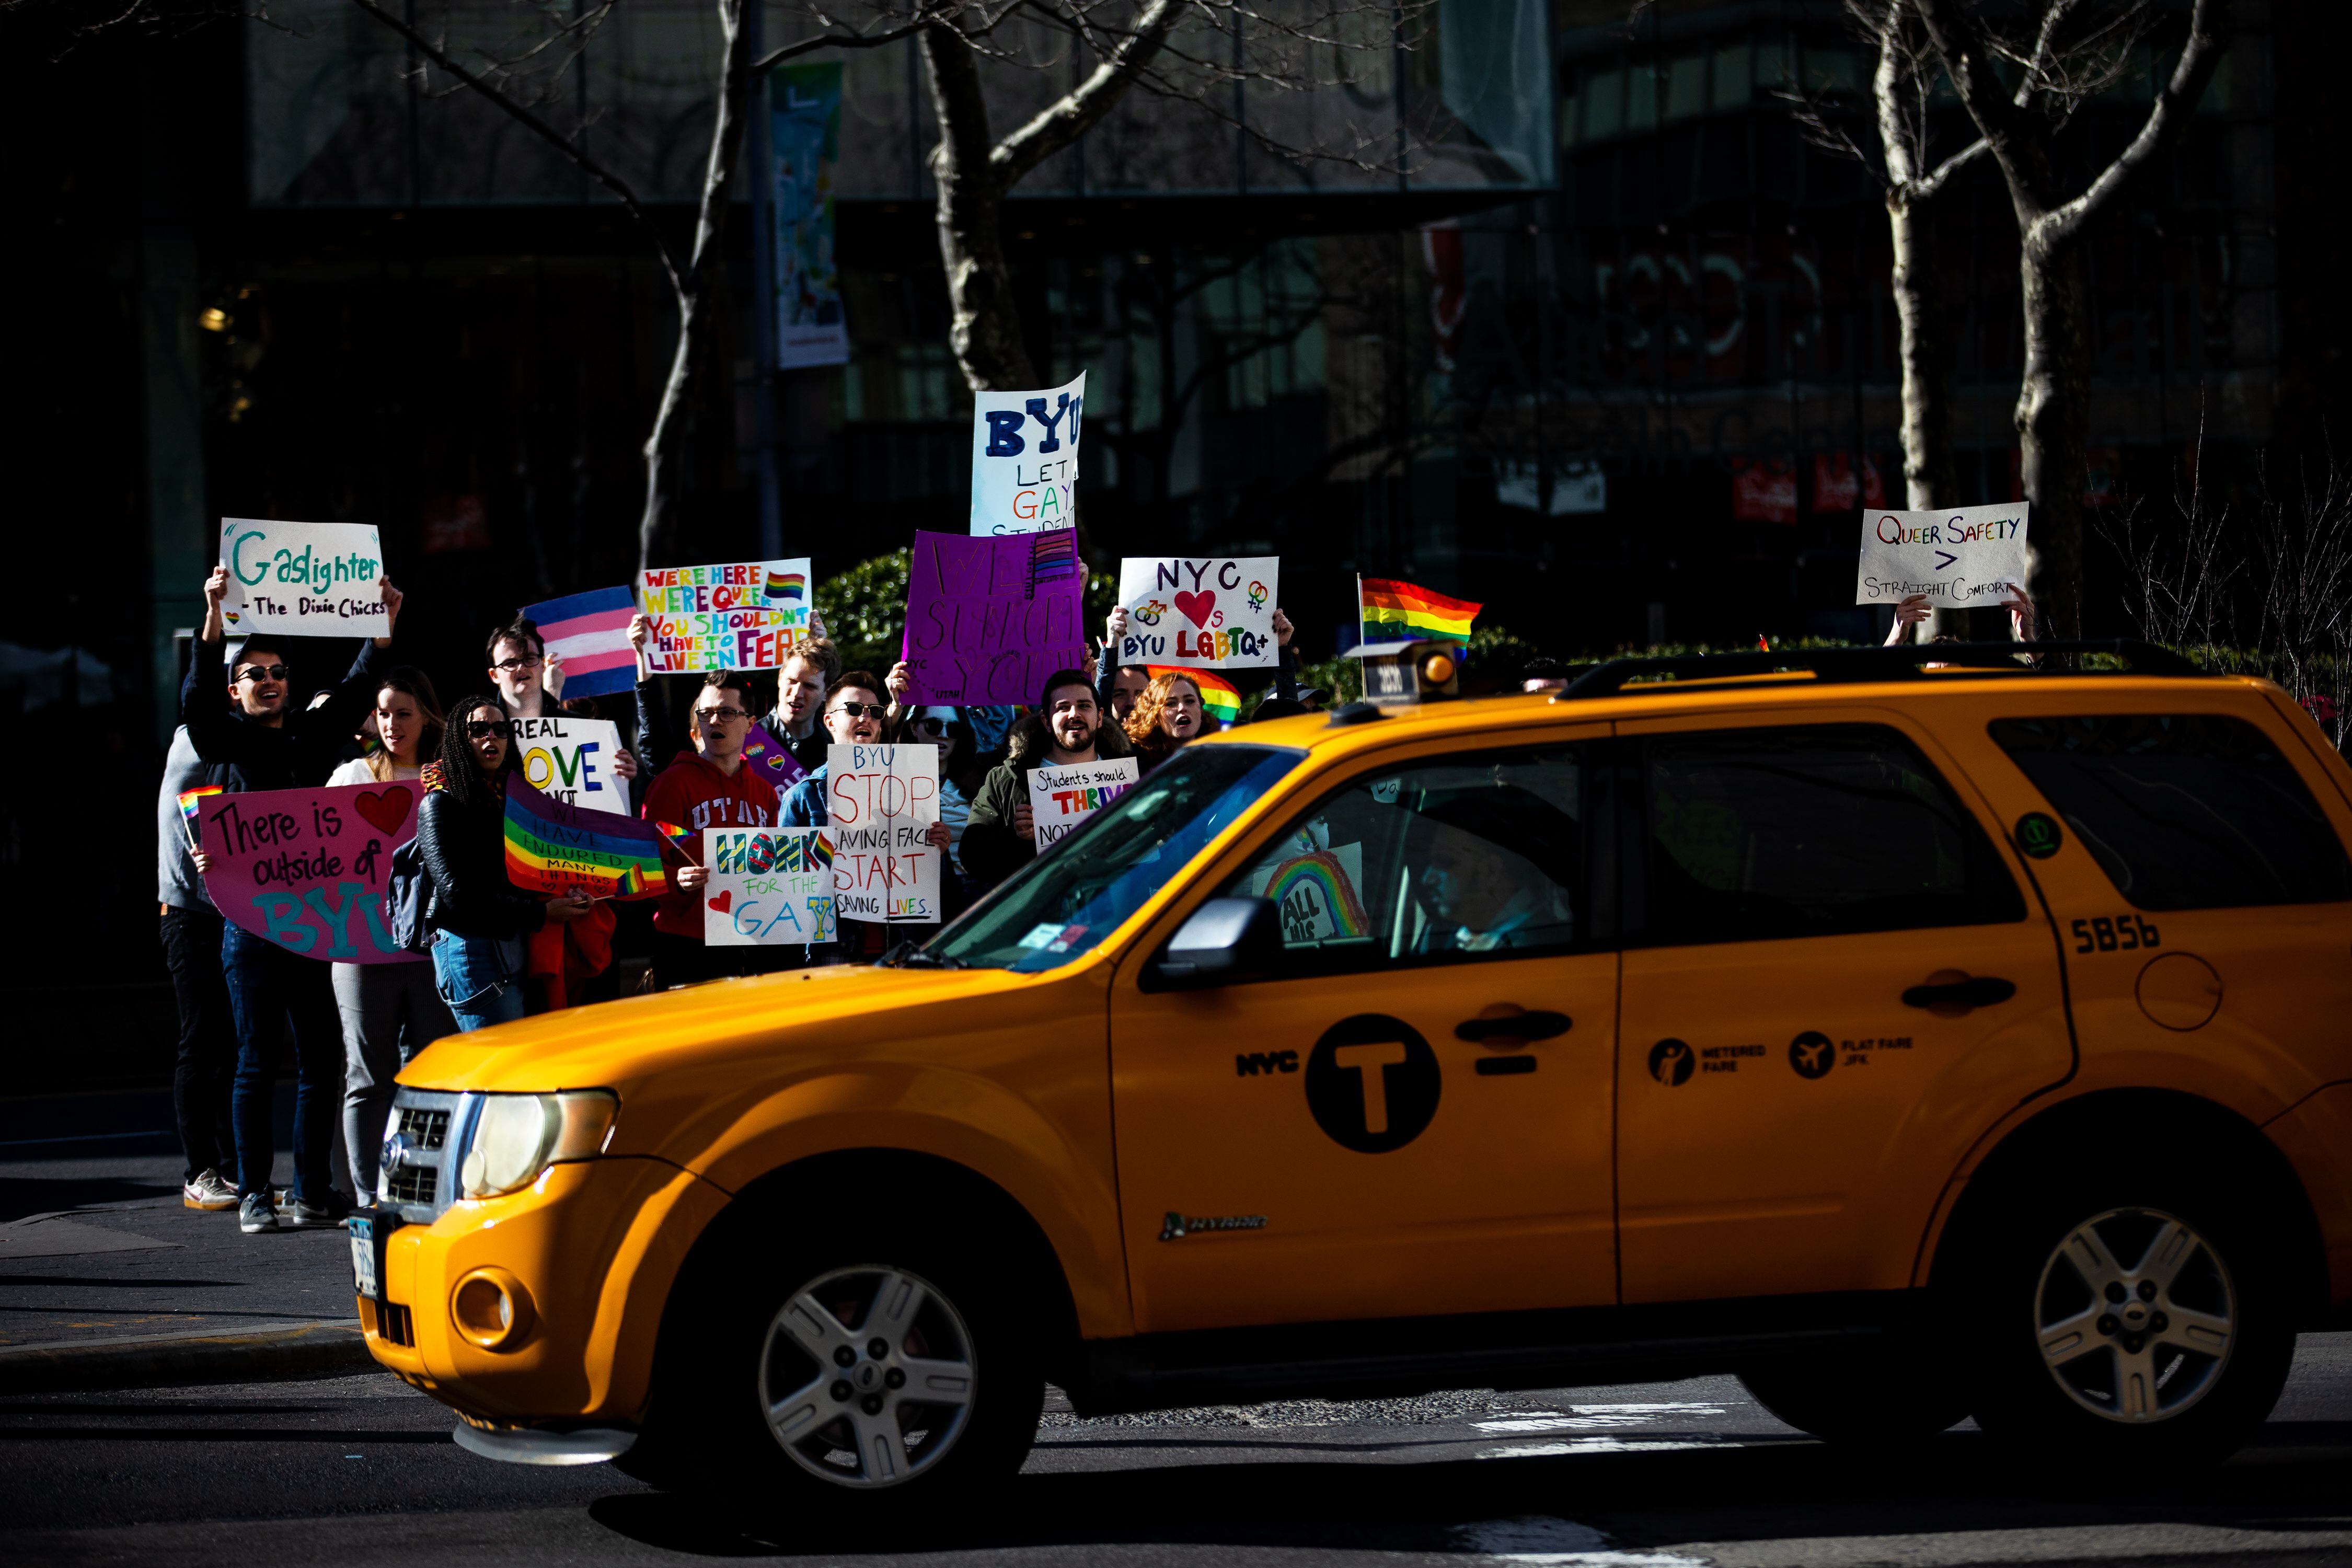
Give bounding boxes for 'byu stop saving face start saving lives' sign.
[970,373,1083,536]
[217,518,389,636]
[1855,504,2030,608]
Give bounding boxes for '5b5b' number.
[2073,914,2161,954]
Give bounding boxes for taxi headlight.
[459,1090,617,1200]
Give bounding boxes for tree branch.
[2038,0,2229,246]
[1910,0,2049,211]
[991,0,1181,188]
[1909,134,1989,200]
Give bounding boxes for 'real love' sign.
[195,782,422,963]
[217,518,389,636]
[1115,556,1280,670]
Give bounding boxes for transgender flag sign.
[523,586,638,699]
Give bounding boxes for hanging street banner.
[705,827,836,947]
[970,371,1083,536]
[901,529,1087,706]
[521,586,638,699]
[217,518,388,637]
[638,557,815,673]
[1115,556,1280,670]
[502,775,667,899]
[194,782,422,964]
[509,714,627,814]
[1855,504,2031,609]
[1027,758,1139,851]
[826,743,943,923]
[771,61,849,370]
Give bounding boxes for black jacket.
[181,633,386,793]
[416,785,546,941]
[960,714,1134,890]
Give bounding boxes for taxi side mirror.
[1142,897,1286,991]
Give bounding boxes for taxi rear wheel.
[1962,1181,2295,1472]
[632,1220,1044,1512]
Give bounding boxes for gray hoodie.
[158,726,213,912]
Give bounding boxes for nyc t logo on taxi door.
[1304,1016,1441,1152]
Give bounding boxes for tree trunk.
[919,20,1037,391]
[2016,229,2091,641]
[638,281,710,575]
[1889,193,1958,512]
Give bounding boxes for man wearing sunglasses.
[181,563,404,1235]
[487,617,639,791]
[640,671,781,986]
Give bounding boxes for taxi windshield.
[925,744,1305,973]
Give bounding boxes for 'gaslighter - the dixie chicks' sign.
[1855,504,2029,608]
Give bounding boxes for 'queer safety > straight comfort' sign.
[1855,504,2029,608]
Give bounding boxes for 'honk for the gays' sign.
[195,783,421,964]
[217,518,388,636]
[970,372,1083,536]
[1028,758,1139,850]
[1116,556,1279,669]
[1855,504,2030,608]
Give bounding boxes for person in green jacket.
[960,668,1134,892]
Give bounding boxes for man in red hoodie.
[641,671,779,987]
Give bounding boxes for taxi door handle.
[1901,974,2016,1012]
[1455,1008,1572,1044]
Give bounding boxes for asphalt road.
[2,1336,2347,1567]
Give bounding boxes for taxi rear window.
[1990,714,2352,910]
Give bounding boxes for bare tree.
[1910,0,2231,639]
[2251,459,2352,743]
[2094,425,2240,654]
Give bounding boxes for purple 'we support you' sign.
[900,529,1087,707]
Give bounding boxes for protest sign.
[826,743,942,923]
[1855,503,2030,609]
[1246,841,1370,946]
[1115,556,1279,670]
[637,557,814,673]
[742,722,810,791]
[522,586,638,699]
[970,372,1083,536]
[705,827,836,947]
[1027,757,1139,850]
[901,529,1087,705]
[509,715,627,814]
[195,782,422,964]
[502,775,667,898]
[217,518,388,637]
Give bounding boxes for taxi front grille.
[395,1105,451,1151]
[381,1087,469,1223]
[376,1300,414,1346]
[385,1164,437,1208]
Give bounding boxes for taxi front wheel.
[1738,1345,1968,1446]
[630,1221,1045,1512]
[1963,1182,2295,1472]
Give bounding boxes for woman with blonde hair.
[1123,670,1212,772]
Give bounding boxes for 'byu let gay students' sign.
[1856,504,2030,608]
[970,372,1083,536]
[217,518,389,636]
[1116,556,1279,669]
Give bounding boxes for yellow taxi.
[355,639,2352,1502]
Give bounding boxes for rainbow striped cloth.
[177,784,223,824]
[1359,577,1480,647]
[763,570,805,603]
[503,775,667,900]
[1147,666,1242,723]
[520,586,638,699]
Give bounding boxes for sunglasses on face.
[234,665,290,684]
[909,716,948,733]
[829,701,889,720]
[491,656,544,673]
[695,707,748,725]
[464,720,516,740]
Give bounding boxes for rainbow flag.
[1148,666,1242,723]
[177,784,223,824]
[1359,577,1480,647]
[654,820,692,846]
[764,570,805,603]
[503,776,668,900]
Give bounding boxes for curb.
[0,1319,377,1396]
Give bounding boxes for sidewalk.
[0,1087,377,1391]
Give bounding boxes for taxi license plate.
[349,1215,379,1299]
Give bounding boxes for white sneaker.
[183,1170,238,1211]
[238,1192,279,1234]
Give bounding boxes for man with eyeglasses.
[778,672,957,966]
[486,617,639,789]
[961,668,1131,892]
[640,671,781,987]
[181,564,402,1234]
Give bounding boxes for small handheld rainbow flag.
[652,820,700,866]
[1147,666,1242,724]
[176,784,223,850]
[1358,575,1480,647]
[764,570,806,603]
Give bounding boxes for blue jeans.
[432,930,528,1032]
[220,921,344,1203]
